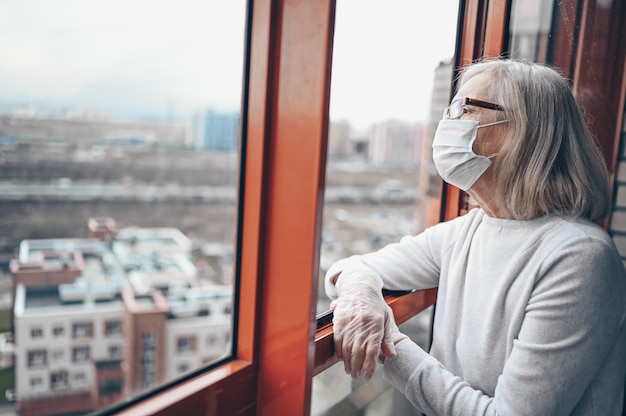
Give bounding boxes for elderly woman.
[325,59,626,415]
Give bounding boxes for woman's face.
[452,72,508,157]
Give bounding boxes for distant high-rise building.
[368,120,423,168]
[192,110,239,151]
[416,58,454,233]
[327,120,352,159]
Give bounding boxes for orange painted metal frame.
[314,289,438,376]
[252,0,335,413]
[483,0,510,58]
[114,0,336,415]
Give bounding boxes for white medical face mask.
[432,118,508,191]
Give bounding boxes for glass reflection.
[314,0,458,414]
[0,1,246,414]
[318,0,458,314]
[509,0,554,62]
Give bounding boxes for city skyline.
[0,0,459,129]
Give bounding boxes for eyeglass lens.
[447,100,463,119]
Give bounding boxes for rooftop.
[11,224,232,320]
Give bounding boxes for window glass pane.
[509,0,554,62]
[0,0,246,413]
[314,0,459,413]
[312,312,433,415]
[319,0,459,313]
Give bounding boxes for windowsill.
[112,359,255,416]
[314,288,437,376]
[103,288,437,414]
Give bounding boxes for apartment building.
[8,219,232,416]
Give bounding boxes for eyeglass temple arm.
[466,98,505,111]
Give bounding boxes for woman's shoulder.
[549,216,614,245]
[539,216,625,277]
[424,208,485,241]
[436,207,486,227]
[471,209,611,243]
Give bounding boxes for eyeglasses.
[444,97,505,119]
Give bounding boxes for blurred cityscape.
[0,58,452,415]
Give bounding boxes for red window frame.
[114,1,335,413]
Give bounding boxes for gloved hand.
[330,266,407,379]
[379,303,409,364]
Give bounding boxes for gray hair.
[459,59,611,222]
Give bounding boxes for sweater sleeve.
[324,231,440,299]
[325,210,481,298]
[383,235,626,415]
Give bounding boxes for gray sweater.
[326,208,626,415]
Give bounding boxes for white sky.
[0,0,459,127]
[331,0,459,128]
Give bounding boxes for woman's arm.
[384,237,626,415]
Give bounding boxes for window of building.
[108,344,123,360]
[104,320,122,336]
[30,327,43,339]
[30,376,43,389]
[27,350,47,368]
[72,346,90,363]
[99,378,124,397]
[142,331,155,344]
[142,331,157,389]
[177,362,190,374]
[205,334,217,348]
[176,336,196,354]
[52,325,65,337]
[52,349,64,362]
[50,371,69,391]
[72,322,93,339]
[73,372,88,387]
[96,360,122,371]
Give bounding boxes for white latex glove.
[379,303,409,363]
[330,267,406,379]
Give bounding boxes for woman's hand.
[331,268,405,379]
